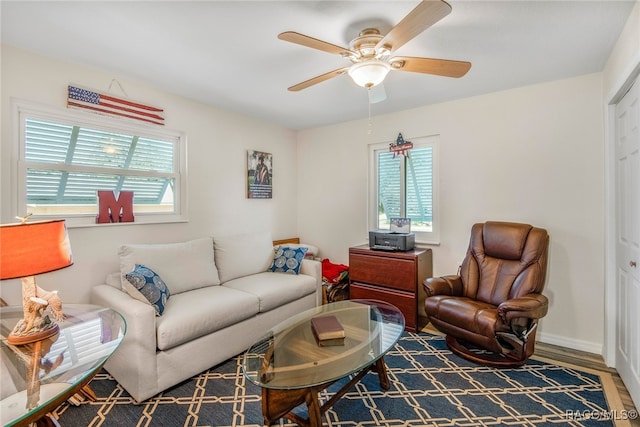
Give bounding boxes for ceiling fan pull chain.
[367,92,373,135]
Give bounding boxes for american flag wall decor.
[67,85,165,125]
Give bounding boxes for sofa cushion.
[223,271,316,312]
[270,246,308,274]
[124,264,171,316]
[213,231,273,283]
[119,237,220,295]
[156,285,259,351]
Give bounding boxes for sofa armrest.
[91,284,159,402]
[91,284,157,342]
[300,259,322,306]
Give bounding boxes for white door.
[615,78,640,407]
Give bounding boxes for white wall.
[0,42,616,353]
[297,73,606,353]
[0,45,299,304]
[603,0,640,99]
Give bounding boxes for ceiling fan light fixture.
[348,60,391,88]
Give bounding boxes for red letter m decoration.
[96,191,134,223]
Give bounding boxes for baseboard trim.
[538,331,603,356]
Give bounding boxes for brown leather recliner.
[423,221,550,367]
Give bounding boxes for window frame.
[12,99,188,228]
[368,135,440,245]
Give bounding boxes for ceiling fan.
[278,0,471,93]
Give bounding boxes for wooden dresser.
[348,246,433,332]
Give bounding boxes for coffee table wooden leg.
[36,414,61,427]
[260,358,390,426]
[262,386,325,427]
[373,356,390,390]
[305,389,322,427]
[262,387,308,426]
[78,384,97,401]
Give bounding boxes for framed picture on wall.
[247,150,272,199]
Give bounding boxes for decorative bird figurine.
[16,213,33,224]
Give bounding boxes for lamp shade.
[348,60,391,88]
[0,219,73,280]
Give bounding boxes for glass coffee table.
[242,299,404,426]
[0,304,126,426]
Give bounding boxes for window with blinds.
[15,101,187,226]
[369,135,439,243]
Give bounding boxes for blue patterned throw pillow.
[124,264,170,316]
[270,246,308,275]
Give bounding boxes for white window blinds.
[15,100,187,226]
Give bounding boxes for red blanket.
[322,258,349,284]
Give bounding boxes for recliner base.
[445,335,528,368]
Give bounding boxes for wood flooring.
[535,341,640,427]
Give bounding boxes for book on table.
[311,315,345,346]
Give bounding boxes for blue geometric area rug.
[53,332,629,426]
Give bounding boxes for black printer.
[369,230,415,251]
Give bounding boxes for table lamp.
[0,218,73,345]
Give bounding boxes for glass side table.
[0,304,126,426]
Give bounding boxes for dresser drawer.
[349,283,417,330]
[349,253,416,292]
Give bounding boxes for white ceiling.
[1,1,636,130]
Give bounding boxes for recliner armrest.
[423,275,463,297]
[497,294,549,323]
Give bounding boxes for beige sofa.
[91,232,321,402]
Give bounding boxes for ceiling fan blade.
[288,67,350,91]
[278,31,353,56]
[368,84,387,104]
[391,56,471,78]
[376,0,452,53]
